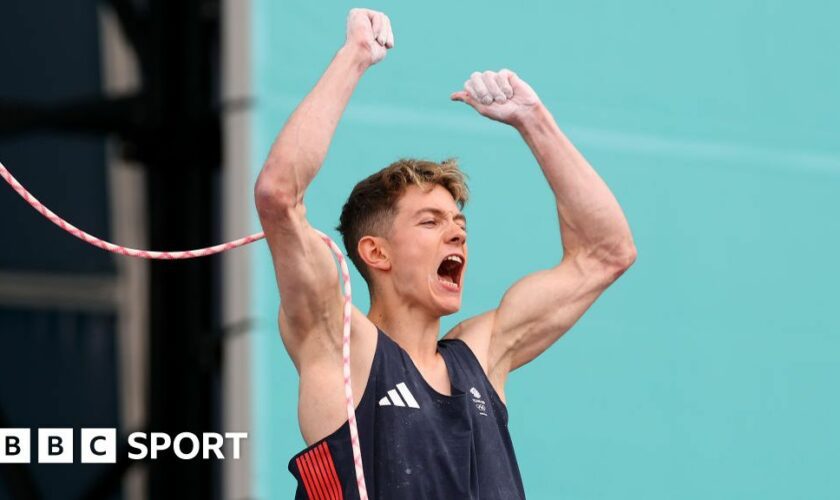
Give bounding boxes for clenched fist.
[345,8,394,67]
[451,69,541,126]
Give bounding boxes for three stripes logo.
[377,382,420,409]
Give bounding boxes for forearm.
[255,44,369,207]
[516,105,635,263]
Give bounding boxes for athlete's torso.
[288,328,526,499]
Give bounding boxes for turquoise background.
[249,1,839,498]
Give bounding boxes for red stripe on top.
[316,442,343,499]
[312,444,335,500]
[302,451,330,500]
[295,454,317,499]
[296,441,345,500]
[322,443,344,500]
[310,444,333,500]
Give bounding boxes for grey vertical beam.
[221,0,254,498]
[99,6,149,500]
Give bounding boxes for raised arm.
[449,70,637,396]
[254,9,393,368]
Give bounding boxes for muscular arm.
[254,9,393,365]
[450,71,636,395]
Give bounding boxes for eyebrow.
[413,207,467,226]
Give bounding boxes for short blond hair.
[336,158,469,285]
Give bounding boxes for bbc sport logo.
[0,428,247,463]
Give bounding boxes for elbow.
[576,238,636,283]
[254,176,300,216]
[615,240,637,269]
[603,239,637,281]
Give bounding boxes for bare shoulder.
[442,309,497,374]
[444,309,515,403]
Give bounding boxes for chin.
[428,275,463,315]
[439,296,463,316]
[431,296,462,317]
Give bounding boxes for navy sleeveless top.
[288,328,526,499]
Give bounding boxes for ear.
[358,235,391,272]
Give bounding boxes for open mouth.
[436,254,465,291]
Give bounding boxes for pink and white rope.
[0,161,369,499]
[317,230,369,499]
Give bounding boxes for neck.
[367,294,441,365]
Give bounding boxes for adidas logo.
[378,382,420,409]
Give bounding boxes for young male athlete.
[255,8,636,499]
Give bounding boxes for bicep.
[489,255,619,377]
[258,201,343,344]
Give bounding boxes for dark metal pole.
[144,0,221,499]
[0,0,223,496]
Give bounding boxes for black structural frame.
[0,1,223,499]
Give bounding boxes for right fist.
[345,8,394,66]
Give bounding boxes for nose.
[446,221,466,245]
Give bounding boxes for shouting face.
[367,184,468,317]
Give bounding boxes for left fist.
[451,69,541,126]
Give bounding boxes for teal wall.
[249,1,840,498]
